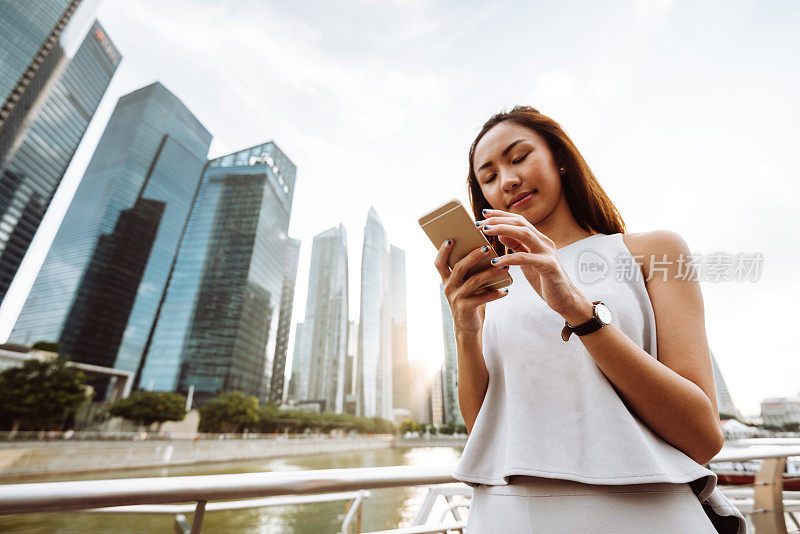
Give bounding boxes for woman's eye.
[484,175,496,184]
[512,153,529,164]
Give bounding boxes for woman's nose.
[500,169,522,191]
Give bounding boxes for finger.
[434,239,454,282]
[450,244,493,283]
[481,209,555,248]
[460,263,510,295]
[492,251,558,273]
[461,288,510,308]
[480,223,547,253]
[481,208,516,218]
[475,215,527,230]
[498,235,524,252]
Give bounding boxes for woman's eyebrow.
[477,139,526,171]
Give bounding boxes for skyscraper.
[138,142,297,402]
[292,225,349,412]
[439,285,463,425]
[1,0,100,159]
[289,321,310,401]
[357,208,393,419]
[430,369,444,426]
[269,237,301,404]
[10,83,211,396]
[0,6,120,301]
[343,319,359,415]
[389,245,424,423]
[711,349,742,420]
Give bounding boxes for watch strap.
[561,301,605,341]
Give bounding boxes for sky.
[0,0,798,417]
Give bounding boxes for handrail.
[710,446,800,463]
[0,464,456,515]
[1,446,800,532]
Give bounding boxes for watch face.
[595,303,613,324]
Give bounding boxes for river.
[0,445,464,533]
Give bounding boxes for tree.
[399,418,420,434]
[199,392,259,433]
[108,391,186,430]
[31,341,62,353]
[0,357,89,433]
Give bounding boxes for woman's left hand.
[478,209,591,322]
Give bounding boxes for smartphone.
[418,199,512,291]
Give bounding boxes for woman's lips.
[510,190,536,208]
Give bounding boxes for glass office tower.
[268,237,301,404]
[0,3,118,301]
[357,208,393,419]
[10,83,211,397]
[0,0,97,159]
[439,285,463,425]
[138,142,296,403]
[293,225,349,413]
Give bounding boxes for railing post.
[753,457,787,534]
[174,513,190,534]
[190,500,207,534]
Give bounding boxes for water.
[0,446,464,533]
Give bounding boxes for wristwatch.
[561,301,613,341]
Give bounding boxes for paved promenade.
[0,435,467,478]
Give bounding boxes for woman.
[434,107,745,533]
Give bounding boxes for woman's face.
[473,121,564,223]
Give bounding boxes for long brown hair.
[468,106,626,256]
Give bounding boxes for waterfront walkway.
[0,435,467,478]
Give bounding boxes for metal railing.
[1,446,800,533]
[709,446,800,534]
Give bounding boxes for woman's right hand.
[434,240,510,334]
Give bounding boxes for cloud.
[633,0,677,26]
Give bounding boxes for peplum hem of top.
[451,467,716,501]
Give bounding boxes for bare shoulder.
[621,230,691,281]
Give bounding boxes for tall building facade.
[388,245,426,424]
[343,319,358,415]
[439,285,463,425]
[0,3,119,301]
[289,321,310,401]
[268,237,301,404]
[10,83,211,395]
[430,369,444,426]
[357,208,393,419]
[1,0,99,159]
[292,225,349,412]
[138,142,297,403]
[710,349,742,420]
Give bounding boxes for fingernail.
[482,209,489,215]
[475,221,483,226]
[490,257,499,264]
[481,246,489,253]
[445,239,451,246]
[483,225,491,230]
[502,288,509,293]
[502,265,509,270]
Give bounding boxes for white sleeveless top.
[452,232,745,533]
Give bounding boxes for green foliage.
[108,391,186,428]
[253,403,397,435]
[398,418,420,434]
[0,357,89,430]
[199,392,259,433]
[31,341,62,353]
